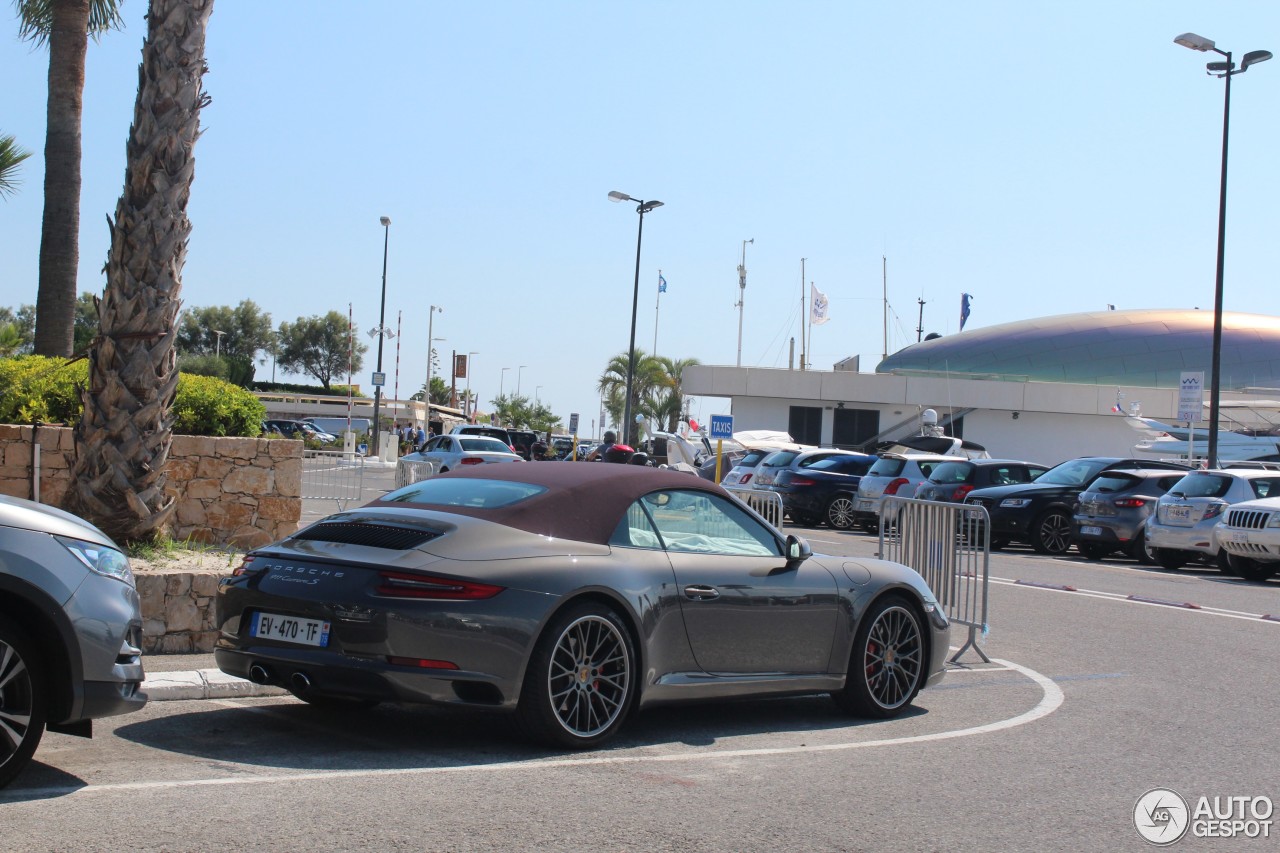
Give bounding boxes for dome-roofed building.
[875,309,1280,391]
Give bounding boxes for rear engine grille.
[294,522,440,550]
[1226,509,1272,530]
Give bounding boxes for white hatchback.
[854,453,964,530]
[1147,467,1280,570]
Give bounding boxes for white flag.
[810,283,830,325]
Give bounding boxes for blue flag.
[658,273,667,293]
[960,293,972,330]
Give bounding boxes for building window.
[788,406,822,445]
[832,408,880,449]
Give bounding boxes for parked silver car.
[749,448,861,491]
[403,434,524,474]
[0,496,148,788]
[854,453,964,530]
[1147,467,1280,570]
[1071,469,1186,563]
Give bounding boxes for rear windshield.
[459,437,512,452]
[1170,473,1231,499]
[382,478,545,507]
[811,455,874,474]
[737,450,771,468]
[1253,478,1280,498]
[1039,459,1107,486]
[868,457,905,477]
[1087,474,1140,493]
[761,451,800,469]
[927,462,974,484]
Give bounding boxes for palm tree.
[645,355,700,432]
[0,133,32,198]
[597,348,667,445]
[67,0,212,543]
[16,0,125,357]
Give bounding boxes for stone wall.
[136,566,230,654]
[0,425,302,550]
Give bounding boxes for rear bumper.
[1145,520,1218,555]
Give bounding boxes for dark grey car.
[0,495,148,788]
[1072,469,1187,562]
[913,459,1050,503]
[216,464,949,749]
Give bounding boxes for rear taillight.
[376,571,504,600]
[952,484,974,502]
[387,656,459,670]
[741,473,753,483]
[1114,498,1147,508]
[1203,502,1225,520]
[790,476,816,487]
[461,457,485,465]
[884,477,910,496]
[232,555,260,577]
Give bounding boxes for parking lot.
[3,482,1276,850]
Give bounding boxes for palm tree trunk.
[33,0,91,357]
[68,0,214,543]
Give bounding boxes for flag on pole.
[810,283,830,325]
[658,273,667,293]
[960,293,973,330]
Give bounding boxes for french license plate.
[250,611,331,647]
[858,500,874,511]
[1080,525,1103,536]
[1165,505,1193,523]
[1226,530,1251,544]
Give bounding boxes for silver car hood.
[0,494,119,548]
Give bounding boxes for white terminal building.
[681,309,1280,465]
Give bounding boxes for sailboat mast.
[800,257,806,370]
[882,256,888,361]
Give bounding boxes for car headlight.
[1267,513,1280,529]
[57,536,134,585]
[999,498,1032,508]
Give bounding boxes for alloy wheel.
[547,614,631,739]
[0,624,46,789]
[1033,511,1072,555]
[826,496,856,530]
[861,605,923,711]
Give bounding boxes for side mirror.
[785,534,812,567]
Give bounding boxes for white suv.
[1215,496,1280,582]
[854,453,964,531]
[1147,467,1280,571]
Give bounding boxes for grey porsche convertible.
[215,464,948,748]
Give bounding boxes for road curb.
[142,669,287,701]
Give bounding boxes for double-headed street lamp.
[1174,33,1271,469]
[370,216,392,455]
[517,364,527,396]
[608,190,663,447]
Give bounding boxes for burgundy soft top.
[366,464,731,545]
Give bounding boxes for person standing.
[414,423,426,451]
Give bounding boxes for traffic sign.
[709,414,734,440]
[569,413,580,435]
[371,372,386,387]
[1177,372,1204,423]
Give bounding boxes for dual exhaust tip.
[248,664,310,693]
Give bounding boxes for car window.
[927,461,972,484]
[1088,474,1139,493]
[829,456,873,475]
[915,460,949,478]
[638,490,781,557]
[459,437,511,452]
[1250,478,1280,499]
[1156,476,1183,492]
[383,478,546,507]
[609,502,664,550]
[736,450,771,468]
[868,457,905,477]
[1026,466,1050,481]
[1039,459,1107,486]
[762,451,800,468]
[1170,473,1230,498]
[796,452,839,469]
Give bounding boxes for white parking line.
[990,575,1279,624]
[12,658,1062,798]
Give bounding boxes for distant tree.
[0,132,32,198]
[645,355,700,432]
[597,348,666,445]
[488,393,561,434]
[0,305,37,353]
[176,300,276,387]
[175,352,227,379]
[0,323,22,356]
[73,290,98,352]
[17,0,128,357]
[276,311,367,393]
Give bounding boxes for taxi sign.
[710,414,734,440]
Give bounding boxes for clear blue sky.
[3,2,1277,435]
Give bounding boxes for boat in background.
[1128,402,1280,464]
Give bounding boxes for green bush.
[172,374,266,437]
[0,355,265,436]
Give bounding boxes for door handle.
[683,584,720,601]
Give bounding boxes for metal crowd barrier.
[301,450,367,510]
[394,459,439,489]
[879,496,991,663]
[725,487,785,530]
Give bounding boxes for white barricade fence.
[301,449,367,510]
[395,458,439,489]
[879,496,991,663]
[725,487,785,530]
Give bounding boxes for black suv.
[963,457,1192,555]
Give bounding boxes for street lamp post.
[370,216,392,456]
[608,190,664,447]
[424,305,442,416]
[735,238,753,367]
[517,365,527,396]
[500,367,510,398]
[535,385,542,404]
[1174,32,1271,469]
[212,329,225,359]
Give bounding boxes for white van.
[303,416,371,437]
